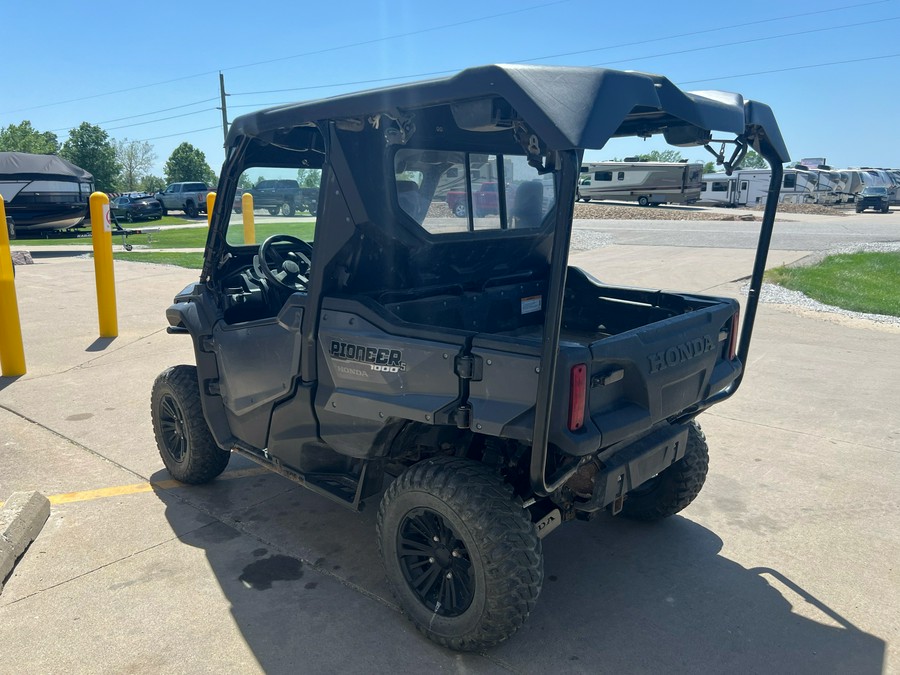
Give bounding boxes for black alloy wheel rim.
[159,393,188,462]
[397,507,474,617]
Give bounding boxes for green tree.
[139,175,167,193]
[739,150,768,169]
[60,122,120,191]
[636,149,684,163]
[0,120,60,154]
[703,161,716,174]
[238,174,254,190]
[164,143,216,185]
[297,168,321,188]
[116,139,157,191]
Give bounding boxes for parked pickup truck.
[155,182,210,218]
[241,179,318,217]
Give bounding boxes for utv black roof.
[227,64,789,162]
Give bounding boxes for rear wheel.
[620,421,709,521]
[377,457,542,651]
[184,201,198,218]
[151,365,230,484]
[125,212,134,223]
[638,196,650,207]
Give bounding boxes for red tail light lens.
[729,308,740,361]
[568,363,587,431]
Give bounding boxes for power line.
[229,0,898,98]
[135,126,221,142]
[516,0,894,64]
[678,52,900,85]
[589,16,900,68]
[48,97,219,133]
[148,51,900,145]
[0,0,572,116]
[104,108,218,132]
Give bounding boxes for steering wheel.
[256,234,313,292]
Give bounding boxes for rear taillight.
[568,363,587,431]
[728,308,740,361]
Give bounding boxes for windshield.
[863,187,887,195]
[225,167,320,247]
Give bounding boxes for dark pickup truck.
[241,179,318,217]
[855,186,890,213]
[152,64,789,651]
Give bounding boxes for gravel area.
[574,202,756,221]
[750,241,900,326]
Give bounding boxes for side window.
[617,172,625,181]
[394,149,556,234]
[711,181,728,192]
[783,174,797,189]
[226,167,321,247]
[593,171,612,181]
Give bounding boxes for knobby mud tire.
[620,421,709,522]
[377,456,542,651]
[151,365,230,484]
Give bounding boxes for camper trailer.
[0,152,94,232]
[700,168,816,206]
[801,168,842,205]
[577,160,703,206]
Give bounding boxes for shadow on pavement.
[85,337,116,352]
[155,470,885,673]
[0,375,23,393]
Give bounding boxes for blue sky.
[3,0,897,176]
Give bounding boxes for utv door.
[210,295,307,450]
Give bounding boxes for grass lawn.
[766,251,900,317]
[14,219,315,250]
[114,251,205,268]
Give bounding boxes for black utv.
[151,64,789,651]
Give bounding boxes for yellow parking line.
[0,466,270,508]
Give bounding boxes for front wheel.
[158,202,168,217]
[151,365,230,484]
[619,421,709,521]
[452,202,467,217]
[638,196,650,207]
[279,201,295,217]
[377,457,542,651]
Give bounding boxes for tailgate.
[585,300,740,447]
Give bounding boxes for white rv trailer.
[577,160,703,206]
[699,168,817,206]
[805,168,843,204]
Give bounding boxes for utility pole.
[218,72,229,154]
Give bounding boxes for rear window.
[185,182,207,191]
[394,148,556,235]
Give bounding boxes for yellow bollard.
[242,192,255,245]
[206,191,216,227]
[0,196,26,376]
[89,192,118,338]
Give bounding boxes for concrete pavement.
[0,247,898,674]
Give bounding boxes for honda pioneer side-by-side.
[151,65,788,650]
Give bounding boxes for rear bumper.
[575,423,689,513]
